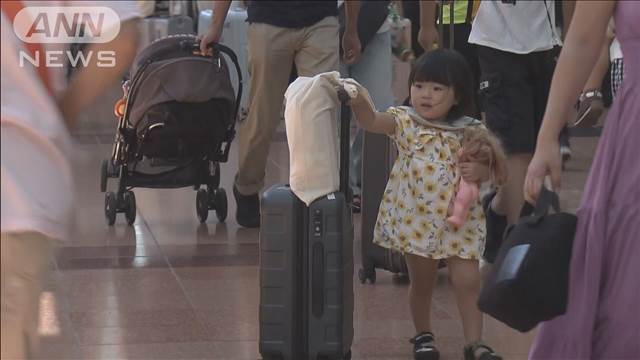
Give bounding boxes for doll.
[447,127,508,227]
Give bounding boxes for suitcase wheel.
[358,267,376,284]
[392,273,410,284]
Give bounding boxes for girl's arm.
[349,88,396,135]
[525,1,615,200]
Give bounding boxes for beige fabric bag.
[283,71,362,206]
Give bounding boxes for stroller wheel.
[105,191,118,226]
[196,188,209,223]
[124,191,136,226]
[213,188,227,222]
[100,160,108,193]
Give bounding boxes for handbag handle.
[527,185,561,226]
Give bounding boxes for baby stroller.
[100,35,242,226]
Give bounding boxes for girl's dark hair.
[408,48,476,119]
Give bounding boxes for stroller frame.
[100,39,243,226]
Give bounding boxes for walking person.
[199,1,362,227]
[525,1,640,358]
[347,49,504,360]
[1,2,140,358]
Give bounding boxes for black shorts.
[477,45,558,154]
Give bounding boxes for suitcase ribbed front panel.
[259,185,301,358]
[259,187,354,360]
[307,193,354,359]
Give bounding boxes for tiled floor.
[35,115,600,359]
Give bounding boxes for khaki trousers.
[1,232,54,359]
[235,16,339,195]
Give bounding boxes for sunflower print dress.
[373,107,486,260]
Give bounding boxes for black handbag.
[478,186,578,332]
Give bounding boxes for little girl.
[346,49,503,360]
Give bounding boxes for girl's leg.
[405,254,440,333]
[446,256,483,343]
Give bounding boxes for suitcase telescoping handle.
[337,88,352,199]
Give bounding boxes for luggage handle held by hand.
[527,185,562,226]
[337,88,351,104]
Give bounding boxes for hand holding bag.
[478,186,578,332]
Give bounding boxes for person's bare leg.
[405,253,440,333]
[492,153,532,224]
[447,256,483,343]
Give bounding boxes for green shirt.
[439,0,471,25]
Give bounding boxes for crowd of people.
[2,1,638,359]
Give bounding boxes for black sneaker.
[463,341,502,360]
[410,332,439,360]
[233,186,260,228]
[482,191,507,264]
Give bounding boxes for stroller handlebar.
[181,41,240,74]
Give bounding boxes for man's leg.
[234,23,295,227]
[1,232,53,359]
[492,153,532,224]
[293,16,339,78]
[477,46,535,262]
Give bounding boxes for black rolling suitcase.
[259,90,354,360]
[358,132,408,284]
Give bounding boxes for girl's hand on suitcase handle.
[335,82,359,105]
[337,87,351,104]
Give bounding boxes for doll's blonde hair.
[459,127,508,186]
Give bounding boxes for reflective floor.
[36,108,600,359]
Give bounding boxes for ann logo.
[13,6,120,44]
[26,12,105,39]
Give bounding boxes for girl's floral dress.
[373,107,486,260]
